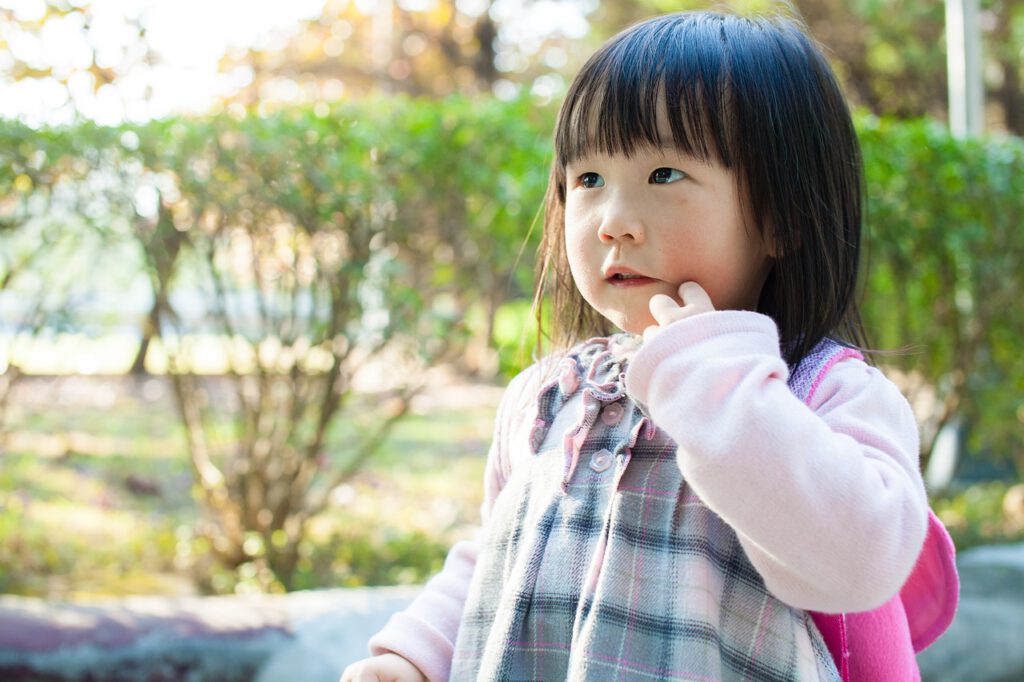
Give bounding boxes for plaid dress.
[450,335,842,681]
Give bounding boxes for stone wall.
[2,544,1022,681]
[0,587,418,682]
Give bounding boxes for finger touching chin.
[679,282,715,309]
[648,294,680,322]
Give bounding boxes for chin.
[604,311,653,336]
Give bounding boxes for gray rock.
[0,593,293,681]
[918,541,1024,682]
[0,587,421,682]
[254,587,418,682]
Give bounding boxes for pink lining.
[805,348,864,407]
[902,509,960,651]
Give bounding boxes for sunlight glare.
[4,0,48,22]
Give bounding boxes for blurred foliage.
[1,97,1022,595]
[4,1,1023,134]
[933,481,1024,552]
[218,0,507,104]
[137,98,547,590]
[491,299,542,380]
[858,116,1024,469]
[797,0,1022,133]
[2,95,552,591]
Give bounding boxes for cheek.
[563,211,589,266]
[565,242,597,292]
[563,233,603,302]
[563,202,583,239]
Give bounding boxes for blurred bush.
[933,481,1024,552]
[2,95,554,592]
[858,117,1024,472]
[1,101,1022,593]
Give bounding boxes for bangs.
[554,14,735,174]
[541,11,866,365]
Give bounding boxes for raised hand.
[642,281,715,343]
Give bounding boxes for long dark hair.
[534,11,867,368]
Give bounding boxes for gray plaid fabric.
[450,335,843,681]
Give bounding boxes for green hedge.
[1,100,1021,467]
[858,116,1024,465]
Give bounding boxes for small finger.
[678,281,712,308]
[648,293,681,325]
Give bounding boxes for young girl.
[342,11,957,682]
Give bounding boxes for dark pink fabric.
[902,509,960,651]
[846,600,919,681]
[810,611,849,681]
[811,513,956,681]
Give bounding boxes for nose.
[596,194,645,244]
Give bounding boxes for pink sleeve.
[624,311,929,614]
[368,538,478,682]
[366,365,540,682]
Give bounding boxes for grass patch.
[0,376,495,599]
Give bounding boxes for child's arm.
[356,539,479,681]
[350,364,539,682]
[625,310,929,614]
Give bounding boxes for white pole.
[945,0,984,138]
[372,0,394,90]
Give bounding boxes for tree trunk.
[129,299,161,375]
[997,57,1024,136]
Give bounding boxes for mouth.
[604,267,657,287]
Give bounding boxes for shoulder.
[807,351,905,408]
[492,348,568,446]
[808,352,920,452]
[495,337,614,442]
[788,339,865,405]
[500,353,560,415]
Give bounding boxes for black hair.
[535,11,867,367]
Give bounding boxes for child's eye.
[650,167,686,184]
[579,172,605,189]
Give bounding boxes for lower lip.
[607,276,657,287]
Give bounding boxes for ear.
[763,227,781,258]
[752,211,781,258]
[746,219,780,259]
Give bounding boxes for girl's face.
[564,142,774,335]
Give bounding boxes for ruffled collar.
[532,333,651,454]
